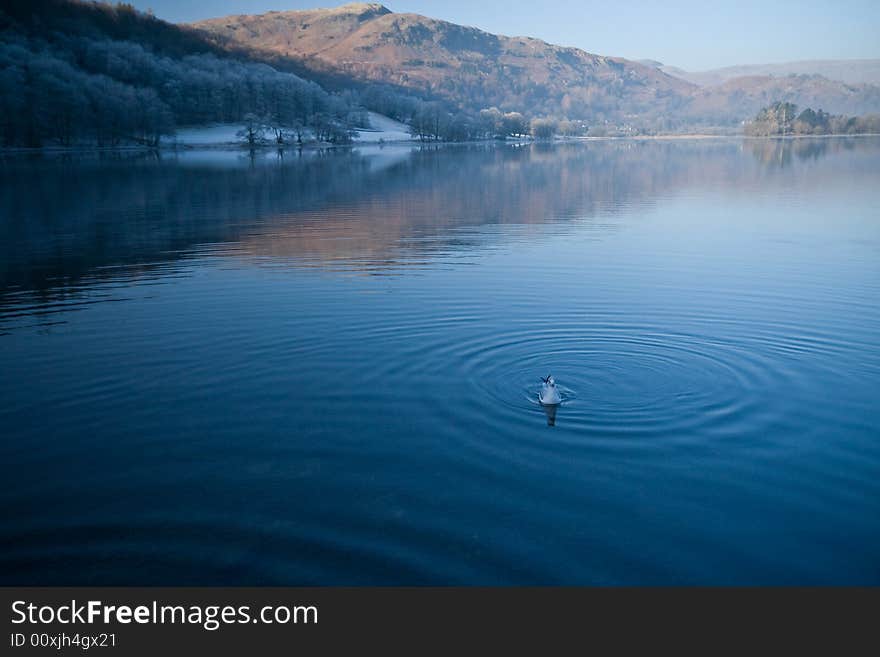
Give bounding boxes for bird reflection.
[542,402,558,427]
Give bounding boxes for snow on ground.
[353,112,413,143]
[163,113,412,147]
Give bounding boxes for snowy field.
[352,112,413,143]
[163,113,413,147]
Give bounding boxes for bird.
[539,375,562,406]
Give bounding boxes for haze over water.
[1,138,878,584]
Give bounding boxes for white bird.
[539,375,562,405]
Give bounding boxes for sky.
[127,0,880,70]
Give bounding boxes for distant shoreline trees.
[745,101,880,137]
[529,118,557,140]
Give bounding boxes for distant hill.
[655,59,880,87]
[191,2,697,128]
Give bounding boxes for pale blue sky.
[128,0,880,70]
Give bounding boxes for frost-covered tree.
[237,113,268,147]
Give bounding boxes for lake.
[1,138,878,585]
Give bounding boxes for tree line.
[0,1,371,147]
[406,106,589,142]
[745,101,880,137]
[0,26,362,147]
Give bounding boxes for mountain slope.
[192,3,696,126]
[192,3,880,128]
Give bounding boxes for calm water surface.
[1,138,878,584]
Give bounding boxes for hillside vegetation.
[0,0,361,147]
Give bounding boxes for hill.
[192,3,880,129]
[191,3,696,130]
[4,0,879,145]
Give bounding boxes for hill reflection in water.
[2,138,876,300]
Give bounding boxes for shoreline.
[2,132,879,155]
